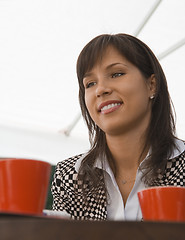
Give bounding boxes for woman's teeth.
[101,103,121,111]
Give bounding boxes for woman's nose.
[95,83,112,97]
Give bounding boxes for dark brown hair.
[76,33,176,190]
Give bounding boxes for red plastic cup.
[138,186,185,222]
[0,158,51,215]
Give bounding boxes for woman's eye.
[86,82,96,88]
[112,72,124,78]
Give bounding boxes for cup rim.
[138,185,185,194]
[0,158,51,166]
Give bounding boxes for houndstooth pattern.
[154,151,185,186]
[51,151,185,220]
[51,154,107,220]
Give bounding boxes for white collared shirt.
[75,139,185,221]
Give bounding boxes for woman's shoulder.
[55,153,85,177]
[167,149,185,169]
[159,149,185,186]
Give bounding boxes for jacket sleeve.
[51,158,81,218]
[51,162,70,213]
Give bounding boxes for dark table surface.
[0,213,185,240]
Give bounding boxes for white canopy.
[0,0,185,164]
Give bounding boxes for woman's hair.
[76,33,176,190]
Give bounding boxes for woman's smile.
[98,100,123,114]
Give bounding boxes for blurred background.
[0,0,185,165]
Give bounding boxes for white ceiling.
[0,0,185,163]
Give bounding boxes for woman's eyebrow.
[83,72,93,78]
[106,62,128,70]
[83,63,128,79]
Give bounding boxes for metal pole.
[134,0,162,37]
[61,113,82,136]
[158,38,185,60]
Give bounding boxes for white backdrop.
[0,0,185,164]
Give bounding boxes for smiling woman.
[51,33,185,221]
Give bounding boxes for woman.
[51,33,185,221]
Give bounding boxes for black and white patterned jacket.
[51,143,185,221]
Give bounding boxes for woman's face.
[83,46,155,136]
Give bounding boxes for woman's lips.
[98,100,123,114]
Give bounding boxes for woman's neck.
[106,130,149,174]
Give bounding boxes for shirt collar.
[74,152,107,173]
[169,138,185,159]
[74,139,185,173]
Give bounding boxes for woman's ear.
[148,74,156,98]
